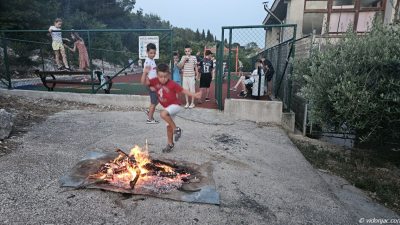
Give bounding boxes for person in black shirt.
[262,57,275,96]
[195,50,202,69]
[198,50,215,102]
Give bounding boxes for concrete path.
[0,108,383,224]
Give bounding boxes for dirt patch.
[214,133,240,146]
[288,133,400,215]
[0,94,143,157]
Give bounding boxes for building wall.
[266,27,281,48]
[286,0,305,38]
[384,0,397,22]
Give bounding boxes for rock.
[0,109,13,140]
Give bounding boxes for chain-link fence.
[215,24,297,110]
[0,29,173,94]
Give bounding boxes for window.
[303,13,327,34]
[360,0,383,8]
[332,0,355,9]
[303,0,385,35]
[305,1,328,9]
[330,12,355,32]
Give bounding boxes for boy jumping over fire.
[141,63,201,153]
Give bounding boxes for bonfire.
[80,143,192,193]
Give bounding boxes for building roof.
[262,0,289,25]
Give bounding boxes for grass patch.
[291,138,400,215]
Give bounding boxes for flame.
[95,142,190,192]
[129,145,151,168]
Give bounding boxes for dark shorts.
[200,73,212,88]
[266,71,274,82]
[146,85,158,104]
[239,67,243,72]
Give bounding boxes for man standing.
[195,50,202,69]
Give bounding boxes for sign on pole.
[139,36,159,59]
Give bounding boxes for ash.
[137,176,184,194]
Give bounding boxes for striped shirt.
[180,55,197,77]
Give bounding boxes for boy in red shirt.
[141,63,201,152]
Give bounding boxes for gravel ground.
[0,98,356,224]
[1,94,399,224]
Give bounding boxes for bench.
[34,70,113,94]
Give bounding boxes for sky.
[134,0,272,47]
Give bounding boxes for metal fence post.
[303,103,308,136]
[2,32,11,89]
[227,28,232,99]
[102,52,104,73]
[170,30,174,72]
[40,45,45,71]
[218,29,225,110]
[287,25,297,112]
[87,31,94,93]
[275,44,281,94]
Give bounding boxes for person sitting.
[230,60,263,97]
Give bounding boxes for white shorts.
[165,104,181,125]
[182,76,196,92]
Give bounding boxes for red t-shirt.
[149,78,183,108]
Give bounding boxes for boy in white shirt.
[143,43,159,124]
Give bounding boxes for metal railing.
[0,29,173,94]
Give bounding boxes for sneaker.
[243,92,248,98]
[174,127,182,142]
[197,99,202,104]
[184,103,190,109]
[205,98,210,101]
[145,109,149,116]
[58,67,64,71]
[189,103,195,109]
[64,67,73,71]
[238,91,244,97]
[162,143,174,153]
[230,87,237,91]
[146,119,159,124]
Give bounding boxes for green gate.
[215,24,297,111]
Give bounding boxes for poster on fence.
[139,36,159,59]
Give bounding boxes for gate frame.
[215,24,297,111]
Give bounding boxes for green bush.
[293,19,400,146]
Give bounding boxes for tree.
[195,29,200,42]
[0,0,60,30]
[293,19,400,146]
[201,29,206,41]
[245,42,258,49]
[206,29,213,42]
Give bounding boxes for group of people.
[49,17,274,153]
[140,43,276,153]
[230,58,274,98]
[48,18,90,72]
[141,43,210,153]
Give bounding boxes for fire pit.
[60,145,219,204]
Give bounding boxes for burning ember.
[81,144,191,193]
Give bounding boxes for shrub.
[293,19,400,146]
